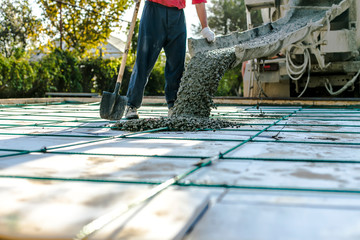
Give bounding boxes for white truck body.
[243,0,360,98]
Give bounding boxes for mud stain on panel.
[291,168,337,181]
[87,156,115,164]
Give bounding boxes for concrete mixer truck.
[188,0,360,98]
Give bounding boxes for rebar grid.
[1,101,360,238]
[0,101,359,186]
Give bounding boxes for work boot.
[168,107,174,118]
[125,106,139,119]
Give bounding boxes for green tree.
[38,0,131,56]
[192,0,262,35]
[0,54,36,97]
[208,0,246,35]
[0,0,42,58]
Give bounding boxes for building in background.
[31,35,125,61]
[98,35,125,59]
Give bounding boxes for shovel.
[100,0,141,120]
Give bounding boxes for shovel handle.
[116,0,141,84]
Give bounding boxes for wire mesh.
[1,101,360,238]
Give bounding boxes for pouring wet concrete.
[114,0,348,132]
[172,47,236,118]
[114,47,238,132]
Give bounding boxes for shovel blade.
[100,91,128,120]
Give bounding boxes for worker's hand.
[201,27,215,43]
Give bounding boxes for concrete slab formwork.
[0,101,359,240]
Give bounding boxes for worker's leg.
[126,1,166,109]
[163,7,187,109]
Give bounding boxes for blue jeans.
[126,1,187,109]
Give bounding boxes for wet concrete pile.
[171,47,236,118]
[113,117,239,132]
[113,47,239,132]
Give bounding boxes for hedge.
[0,48,241,99]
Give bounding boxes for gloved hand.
[201,27,215,43]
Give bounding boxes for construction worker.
[125,0,215,119]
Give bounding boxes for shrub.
[216,65,242,96]
[0,54,36,98]
[0,49,171,99]
[40,49,83,93]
